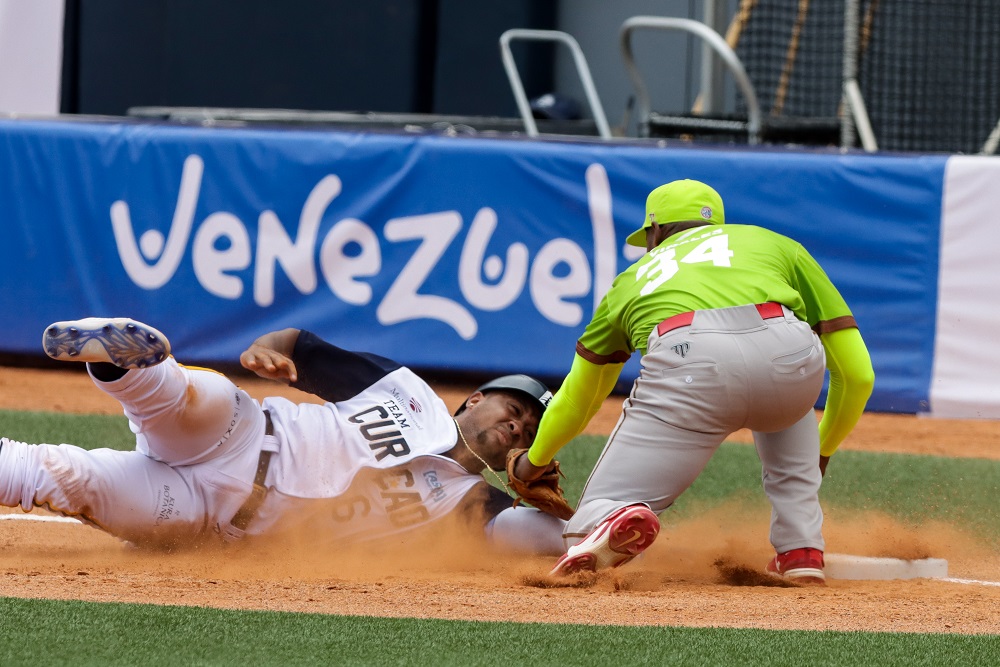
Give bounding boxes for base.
[825,553,948,580]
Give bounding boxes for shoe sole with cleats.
[43,318,171,369]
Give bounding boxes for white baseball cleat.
[550,504,660,576]
[43,317,171,369]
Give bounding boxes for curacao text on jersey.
[347,404,411,461]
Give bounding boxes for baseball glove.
[505,448,575,520]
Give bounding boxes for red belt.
[656,302,785,337]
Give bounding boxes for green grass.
[0,596,997,667]
[2,409,999,664]
[0,409,135,451]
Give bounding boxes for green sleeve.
[818,327,875,456]
[576,292,634,363]
[791,244,855,331]
[527,354,623,466]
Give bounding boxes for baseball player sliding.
[512,179,875,583]
[0,318,566,554]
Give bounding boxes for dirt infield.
[2,365,999,634]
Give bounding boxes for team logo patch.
[700,206,713,220]
[423,470,445,502]
[408,397,422,413]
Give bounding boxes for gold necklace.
[453,418,512,496]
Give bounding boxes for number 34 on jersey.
[636,228,733,296]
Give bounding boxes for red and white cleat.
[550,504,660,576]
[765,547,826,585]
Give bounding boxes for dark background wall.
[433,0,557,116]
[60,0,557,118]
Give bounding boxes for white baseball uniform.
[0,331,564,552]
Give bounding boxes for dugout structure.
[644,0,1000,154]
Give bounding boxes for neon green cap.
[625,179,725,247]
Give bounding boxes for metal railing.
[620,16,762,145]
[499,29,612,140]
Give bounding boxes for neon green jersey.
[578,224,856,360]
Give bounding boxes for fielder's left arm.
[817,327,875,474]
[514,354,623,481]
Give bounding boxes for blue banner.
[0,119,948,412]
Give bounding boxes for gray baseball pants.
[567,303,827,554]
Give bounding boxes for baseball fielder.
[0,317,565,554]
[515,179,875,583]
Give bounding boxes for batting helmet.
[455,374,553,415]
